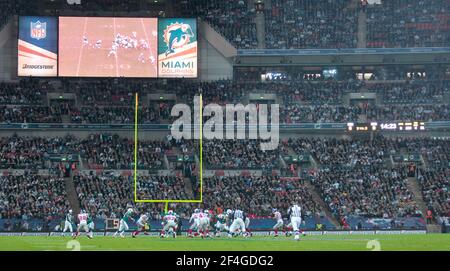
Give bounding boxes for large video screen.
[158,18,198,78]
[18,16,58,77]
[58,17,158,77]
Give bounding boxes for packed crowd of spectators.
[203,140,279,170]
[407,137,449,217]
[63,79,136,106]
[2,0,449,50]
[0,0,36,30]
[367,80,449,104]
[0,134,174,170]
[310,166,420,219]
[0,106,63,123]
[418,168,449,218]
[297,137,393,169]
[60,79,245,108]
[74,173,134,220]
[77,134,168,170]
[278,80,361,105]
[69,100,175,124]
[72,174,326,220]
[0,174,70,219]
[265,0,358,49]
[419,138,450,170]
[281,104,362,123]
[137,176,192,201]
[281,103,450,123]
[203,175,322,217]
[289,136,450,169]
[0,79,46,105]
[0,0,149,30]
[0,134,447,222]
[74,173,194,220]
[288,136,449,220]
[366,0,450,48]
[0,135,79,169]
[366,104,450,122]
[71,106,144,124]
[69,0,142,13]
[178,0,258,49]
[1,78,448,124]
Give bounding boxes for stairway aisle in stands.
[64,176,81,215]
[303,172,340,228]
[357,3,367,48]
[254,0,266,49]
[183,177,195,199]
[405,176,440,233]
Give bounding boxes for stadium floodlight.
[347,122,354,131]
[370,122,378,131]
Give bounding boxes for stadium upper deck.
[2,0,449,49]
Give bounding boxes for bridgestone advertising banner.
[18,16,58,76]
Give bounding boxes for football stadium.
[0,0,449,253]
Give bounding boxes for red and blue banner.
[18,16,58,77]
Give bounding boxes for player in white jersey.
[132,213,150,237]
[108,42,118,58]
[139,39,149,50]
[161,210,178,238]
[62,209,74,235]
[288,201,302,241]
[228,209,247,237]
[138,53,146,63]
[94,39,102,49]
[149,55,156,64]
[272,208,284,237]
[285,220,306,237]
[244,212,252,237]
[115,34,123,43]
[73,210,92,239]
[198,210,211,238]
[187,209,201,237]
[131,38,138,49]
[121,37,128,48]
[82,36,89,47]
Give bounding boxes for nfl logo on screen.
[30,21,47,40]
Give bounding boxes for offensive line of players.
[62,200,307,241]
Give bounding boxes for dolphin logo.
[164,23,194,56]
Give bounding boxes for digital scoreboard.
[18,16,198,78]
[347,121,425,132]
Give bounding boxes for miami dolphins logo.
[163,22,194,56]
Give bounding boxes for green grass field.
[0,234,449,251]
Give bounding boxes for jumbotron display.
[59,17,158,77]
[17,16,197,78]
